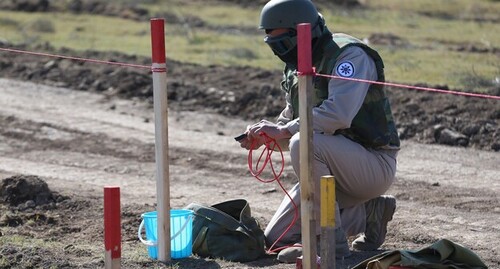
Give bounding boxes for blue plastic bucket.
[138,209,193,259]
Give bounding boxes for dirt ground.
[0,44,499,269]
[0,1,499,266]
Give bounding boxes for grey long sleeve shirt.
[277,46,377,136]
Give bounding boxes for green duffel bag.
[185,199,266,262]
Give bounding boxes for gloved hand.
[238,120,291,150]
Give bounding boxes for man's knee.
[265,227,301,248]
[289,133,300,161]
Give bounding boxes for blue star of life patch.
[335,61,355,78]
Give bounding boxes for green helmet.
[259,0,320,30]
[260,0,326,64]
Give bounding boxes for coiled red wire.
[247,133,300,254]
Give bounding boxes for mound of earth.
[0,174,63,207]
[0,47,497,268]
[0,42,498,151]
[0,175,151,268]
[0,0,149,20]
[0,1,498,268]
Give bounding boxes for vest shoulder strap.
[320,33,385,82]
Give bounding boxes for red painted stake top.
[150,18,166,64]
[104,186,121,259]
[297,23,312,75]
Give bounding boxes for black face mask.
[275,36,323,67]
[276,46,297,66]
[264,30,298,65]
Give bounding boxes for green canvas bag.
[352,239,487,269]
[185,199,266,262]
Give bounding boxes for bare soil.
[0,1,499,268]
[0,46,499,268]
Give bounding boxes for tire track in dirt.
[0,78,289,217]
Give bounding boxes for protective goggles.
[264,30,297,56]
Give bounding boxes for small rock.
[43,60,57,69]
[262,188,277,194]
[463,124,481,136]
[491,143,500,152]
[436,128,469,147]
[25,200,36,209]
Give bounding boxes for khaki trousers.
[264,133,398,247]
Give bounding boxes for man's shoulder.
[331,33,366,46]
[337,45,371,60]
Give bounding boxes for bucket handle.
[138,214,193,246]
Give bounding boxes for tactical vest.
[282,33,400,148]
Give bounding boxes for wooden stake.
[297,23,317,269]
[150,18,171,262]
[320,176,336,269]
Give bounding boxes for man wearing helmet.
[237,0,400,263]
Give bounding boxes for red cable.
[247,133,300,254]
[0,47,151,70]
[2,46,499,100]
[313,72,500,100]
